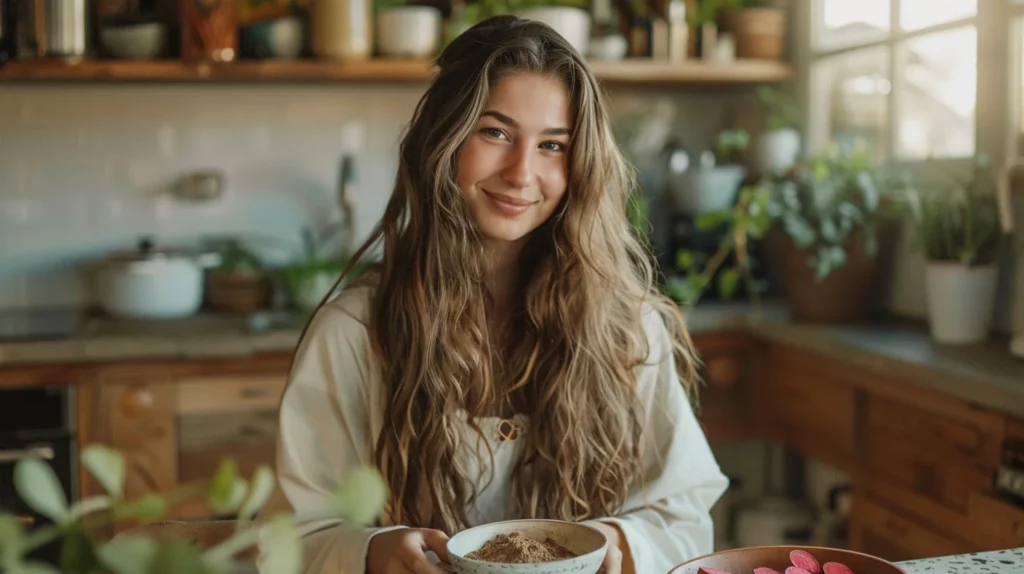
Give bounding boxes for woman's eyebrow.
[481,110,572,136]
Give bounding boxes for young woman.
[272,15,728,574]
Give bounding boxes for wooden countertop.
[1,302,1022,419]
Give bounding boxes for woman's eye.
[540,141,566,152]
[481,127,507,139]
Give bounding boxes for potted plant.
[906,155,1008,345]
[720,0,786,60]
[284,225,371,313]
[203,238,272,313]
[0,444,386,573]
[449,0,590,54]
[764,146,910,323]
[755,85,802,176]
[373,0,443,58]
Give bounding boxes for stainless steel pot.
[12,0,88,59]
[94,238,219,320]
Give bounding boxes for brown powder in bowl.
[466,531,577,564]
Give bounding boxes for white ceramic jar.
[375,6,441,58]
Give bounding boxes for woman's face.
[457,72,572,247]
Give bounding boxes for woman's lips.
[484,191,535,216]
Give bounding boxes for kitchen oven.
[0,385,77,565]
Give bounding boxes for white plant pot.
[671,165,747,214]
[514,7,591,55]
[375,6,441,58]
[756,128,800,175]
[925,263,998,345]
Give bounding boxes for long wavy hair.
[308,15,699,533]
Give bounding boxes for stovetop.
[0,308,81,342]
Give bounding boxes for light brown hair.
[310,15,699,533]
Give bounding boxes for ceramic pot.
[925,262,998,344]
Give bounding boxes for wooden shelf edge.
[0,57,791,85]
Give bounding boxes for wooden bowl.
[669,545,907,574]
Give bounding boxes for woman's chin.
[477,219,534,245]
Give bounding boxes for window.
[807,0,978,161]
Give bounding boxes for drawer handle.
[240,388,271,399]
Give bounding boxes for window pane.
[900,0,976,31]
[895,27,976,159]
[814,0,890,51]
[810,47,891,160]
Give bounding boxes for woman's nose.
[501,143,533,189]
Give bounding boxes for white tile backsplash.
[0,83,432,309]
[0,83,747,310]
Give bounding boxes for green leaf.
[10,561,63,574]
[675,249,696,271]
[98,536,158,574]
[115,494,167,523]
[82,445,126,499]
[13,459,68,523]
[67,496,114,523]
[208,460,247,516]
[259,516,301,574]
[0,513,27,563]
[147,540,209,574]
[695,211,729,230]
[60,526,100,574]
[238,466,275,522]
[717,269,741,300]
[331,467,388,526]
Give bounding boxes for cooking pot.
[95,238,219,320]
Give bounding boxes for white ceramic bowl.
[101,22,166,60]
[447,519,607,574]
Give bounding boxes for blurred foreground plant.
[0,445,387,574]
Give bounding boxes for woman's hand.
[584,521,631,574]
[366,528,452,574]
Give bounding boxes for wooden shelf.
[0,57,791,86]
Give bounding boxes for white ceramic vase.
[513,7,591,55]
[925,263,998,345]
[756,128,800,175]
[375,6,441,58]
[671,165,747,214]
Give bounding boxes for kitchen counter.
[1,302,1022,419]
[899,547,1024,573]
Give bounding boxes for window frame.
[794,0,1010,173]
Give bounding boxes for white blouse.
[267,284,728,574]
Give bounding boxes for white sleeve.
[596,308,729,573]
[262,298,404,574]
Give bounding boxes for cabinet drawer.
[967,491,1024,548]
[175,375,286,415]
[765,349,856,464]
[866,395,1002,511]
[852,497,976,561]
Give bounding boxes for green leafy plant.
[757,85,801,131]
[686,0,742,27]
[905,154,1007,266]
[715,128,750,165]
[0,445,387,574]
[203,238,266,276]
[665,185,773,306]
[764,145,910,281]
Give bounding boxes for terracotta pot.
[779,230,886,324]
[722,7,785,60]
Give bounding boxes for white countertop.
[900,548,1024,573]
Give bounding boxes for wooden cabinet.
[78,362,289,529]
